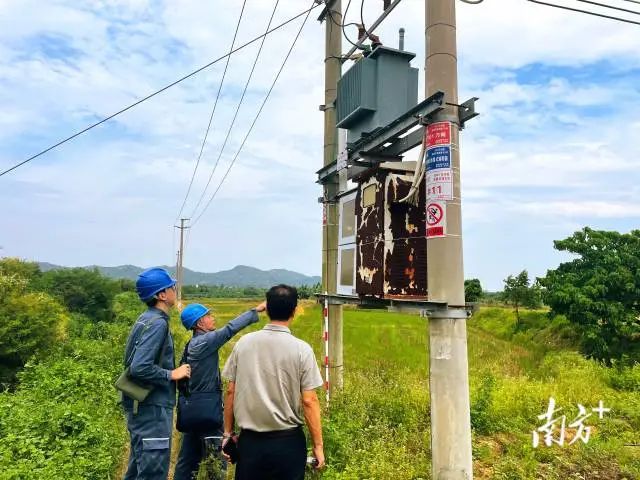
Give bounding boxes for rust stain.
[405,212,418,234]
[356,169,428,299]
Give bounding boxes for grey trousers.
[123,405,173,480]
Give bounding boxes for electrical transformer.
[336,46,419,145]
[333,45,427,300]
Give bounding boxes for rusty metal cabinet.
[355,164,427,299]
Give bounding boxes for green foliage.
[0,273,69,385]
[0,325,128,480]
[471,373,498,434]
[35,267,121,322]
[503,270,542,324]
[112,291,145,324]
[541,227,640,365]
[606,363,640,392]
[465,278,483,303]
[3,288,639,480]
[297,283,321,300]
[183,282,321,300]
[183,284,264,298]
[0,257,41,281]
[116,278,136,292]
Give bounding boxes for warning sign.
[426,169,453,201]
[426,202,446,238]
[427,122,451,147]
[426,146,451,171]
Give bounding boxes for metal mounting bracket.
[457,97,479,129]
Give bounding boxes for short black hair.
[266,284,298,321]
[145,298,159,308]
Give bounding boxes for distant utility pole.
[425,1,473,479]
[322,0,344,394]
[175,218,190,309]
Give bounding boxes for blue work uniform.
[174,309,259,480]
[122,307,176,480]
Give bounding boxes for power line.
[191,0,316,226]
[188,0,280,219]
[0,2,322,178]
[528,0,640,25]
[174,0,248,224]
[575,0,640,15]
[360,0,370,42]
[326,0,363,50]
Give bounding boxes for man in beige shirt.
[221,284,324,479]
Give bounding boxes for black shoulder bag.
[176,340,224,433]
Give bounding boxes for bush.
[34,268,120,322]
[607,364,640,392]
[0,274,68,385]
[0,334,128,479]
[471,373,498,434]
[112,291,145,324]
[0,257,41,281]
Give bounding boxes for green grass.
[4,296,637,479]
[191,300,640,480]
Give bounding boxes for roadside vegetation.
[0,225,638,480]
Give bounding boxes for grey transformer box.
[336,46,419,147]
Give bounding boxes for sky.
[0,0,639,291]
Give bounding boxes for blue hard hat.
[136,267,177,301]
[181,303,210,330]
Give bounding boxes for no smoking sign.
[426,202,446,238]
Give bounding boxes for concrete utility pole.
[176,218,189,309]
[322,0,344,393]
[425,1,474,479]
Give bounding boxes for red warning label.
[426,202,446,238]
[427,122,451,147]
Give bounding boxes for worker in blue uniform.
[122,267,191,480]
[173,301,265,480]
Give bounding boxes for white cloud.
[1,0,639,289]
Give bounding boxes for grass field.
[156,300,640,480]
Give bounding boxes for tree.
[502,270,541,324]
[540,228,640,365]
[464,279,483,303]
[34,268,120,322]
[298,283,321,300]
[0,257,41,281]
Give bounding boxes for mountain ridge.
[37,262,321,288]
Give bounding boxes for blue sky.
[1,0,639,290]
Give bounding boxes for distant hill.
[37,262,321,288]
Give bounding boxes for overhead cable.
[528,0,640,25]
[342,0,403,61]
[0,2,322,178]
[191,0,316,226]
[174,0,248,224]
[326,0,363,50]
[360,0,371,41]
[575,0,640,15]
[188,0,280,219]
